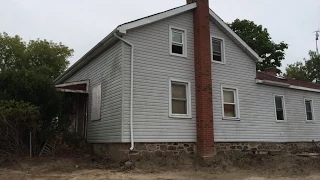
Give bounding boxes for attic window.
[170,27,187,57]
[211,36,225,63]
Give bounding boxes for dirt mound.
[211,153,320,177]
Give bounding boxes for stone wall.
[94,142,195,162]
[93,142,320,162]
[215,142,320,155]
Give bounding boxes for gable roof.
[209,10,261,62]
[55,2,261,84]
[256,72,320,93]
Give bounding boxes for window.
[305,99,314,121]
[169,27,187,57]
[211,36,225,63]
[221,87,240,120]
[169,79,191,118]
[91,84,101,121]
[274,95,286,122]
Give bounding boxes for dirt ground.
[1,155,320,180]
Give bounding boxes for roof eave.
[55,3,198,84]
[256,79,320,93]
[117,2,197,34]
[209,10,262,63]
[54,28,120,84]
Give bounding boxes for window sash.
[222,87,238,119]
[223,89,235,103]
[172,30,183,43]
[305,100,313,121]
[211,37,224,62]
[170,80,190,117]
[171,30,184,45]
[212,39,222,53]
[274,96,285,121]
[170,27,186,56]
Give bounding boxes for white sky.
[1,0,319,71]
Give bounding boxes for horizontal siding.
[65,42,123,143]
[211,20,320,142]
[121,11,196,143]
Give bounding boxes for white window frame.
[221,86,240,120]
[211,35,225,64]
[169,26,187,57]
[304,98,315,122]
[274,94,287,123]
[91,84,101,121]
[169,78,192,118]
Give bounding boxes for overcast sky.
[1,0,319,71]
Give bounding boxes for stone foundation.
[94,142,195,162]
[215,142,320,155]
[93,142,320,162]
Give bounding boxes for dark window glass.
[276,110,284,120]
[305,100,313,120]
[212,38,222,61]
[172,44,183,55]
[275,96,284,120]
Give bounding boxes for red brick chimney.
[187,0,214,157]
[265,67,277,76]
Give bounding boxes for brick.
[192,0,214,157]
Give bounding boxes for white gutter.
[256,79,290,87]
[256,79,320,93]
[114,33,135,151]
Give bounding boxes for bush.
[0,100,40,155]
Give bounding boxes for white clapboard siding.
[210,20,320,142]
[65,42,123,143]
[121,11,197,143]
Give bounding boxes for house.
[54,0,320,160]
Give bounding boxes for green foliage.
[228,19,288,73]
[0,32,73,79]
[285,51,320,82]
[285,61,310,81]
[0,100,40,155]
[0,69,74,143]
[0,32,75,153]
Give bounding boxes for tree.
[0,33,74,152]
[228,19,288,73]
[285,51,320,83]
[284,61,310,82]
[0,32,73,79]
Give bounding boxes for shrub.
[0,100,40,155]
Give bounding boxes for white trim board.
[168,78,192,119]
[221,85,240,121]
[55,80,89,92]
[304,98,315,122]
[169,26,188,57]
[273,94,287,123]
[211,35,226,64]
[256,79,320,93]
[56,88,88,94]
[117,3,197,34]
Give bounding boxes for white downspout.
[114,33,135,150]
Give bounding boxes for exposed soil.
[1,154,320,180]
